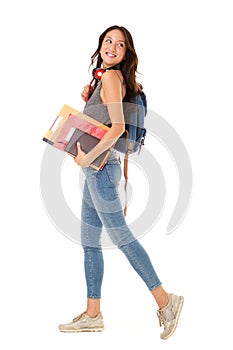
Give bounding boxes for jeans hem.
[148,281,162,292]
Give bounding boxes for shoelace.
[157,310,166,327]
[73,312,86,323]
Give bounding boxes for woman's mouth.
[106,52,117,58]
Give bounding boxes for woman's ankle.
[85,311,100,318]
[86,298,101,317]
[151,286,169,309]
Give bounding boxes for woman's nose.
[109,43,116,51]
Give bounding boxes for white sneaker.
[58,312,104,332]
[157,293,184,339]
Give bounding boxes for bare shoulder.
[101,69,124,85]
[100,70,126,102]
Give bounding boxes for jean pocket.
[105,162,122,185]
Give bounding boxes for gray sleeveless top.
[83,81,111,125]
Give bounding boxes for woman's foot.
[157,293,184,339]
[58,312,104,332]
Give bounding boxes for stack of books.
[43,104,111,170]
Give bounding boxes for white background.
[1,0,233,349]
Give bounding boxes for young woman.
[58,25,183,340]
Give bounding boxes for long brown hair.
[89,25,142,101]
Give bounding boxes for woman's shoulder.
[101,69,125,85]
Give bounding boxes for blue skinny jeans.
[81,155,161,299]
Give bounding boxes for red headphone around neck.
[93,68,106,80]
[92,64,122,80]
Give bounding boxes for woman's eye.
[118,43,124,47]
[106,39,112,43]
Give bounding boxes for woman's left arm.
[75,70,125,167]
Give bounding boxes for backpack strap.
[123,130,129,216]
[123,154,128,216]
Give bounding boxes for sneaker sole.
[59,326,104,333]
[161,296,184,340]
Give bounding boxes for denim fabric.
[81,156,161,298]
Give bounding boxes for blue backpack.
[114,91,147,155]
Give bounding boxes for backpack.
[114,91,147,215]
[114,91,147,154]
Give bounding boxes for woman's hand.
[81,85,90,102]
[74,142,86,167]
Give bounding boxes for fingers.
[81,85,90,101]
[74,142,86,167]
[84,84,89,92]
[76,142,81,152]
[74,143,81,165]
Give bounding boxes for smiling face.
[99,29,127,68]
